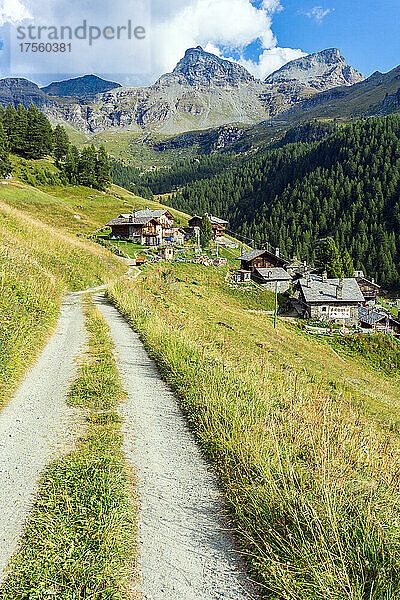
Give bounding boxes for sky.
[0,0,399,86]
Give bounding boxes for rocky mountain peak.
[41,74,121,98]
[265,48,364,91]
[0,77,54,109]
[155,46,256,89]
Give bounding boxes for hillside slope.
[164,114,400,289]
[0,188,126,409]
[109,262,400,598]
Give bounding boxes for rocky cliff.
[0,46,390,137]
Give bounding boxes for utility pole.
[196,227,201,254]
[274,281,279,329]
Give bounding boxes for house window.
[321,307,327,313]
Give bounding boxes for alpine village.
[3,30,400,600]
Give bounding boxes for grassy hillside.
[0,179,189,236]
[0,159,194,409]
[108,262,400,599]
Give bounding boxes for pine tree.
[318,238,343,278]
[77,145,97,188]
[200,214,213,248]
[13,105,28,156]
[95,145,111,190]
[341,248,355,277]
[53,125,69,164]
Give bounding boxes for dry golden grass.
[0,200,125,408]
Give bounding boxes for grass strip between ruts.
[0,297,137,600]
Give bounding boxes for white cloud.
[0,0,32,25]
[151,0,305,81]
[0,0,307,84]
[305,6,334,24]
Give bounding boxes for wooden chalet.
[238,248,289,273]
[188,213,228,238]
[354,271,380,303]
[106,208,175,246]
[106,214,162,246]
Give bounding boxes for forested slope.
[159,115,400,289]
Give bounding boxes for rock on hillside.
[42,74,121,98]
[265,48,364,91]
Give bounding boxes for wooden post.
[274,281,279,329]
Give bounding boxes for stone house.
[295,272,365,324]
[252,267,292,292]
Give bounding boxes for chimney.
[322,271,328,282]
[372,278,375,284]
[336,279,343,299]
[275,247,280,257]
[305,273,311,288]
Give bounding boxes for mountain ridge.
[42,74,122,98]
[0,47,397,137]
[265,48,364,90]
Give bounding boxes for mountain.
[0,47,397,141]
[155,46,257,88]
[0,78,55,110]
[283,65,400,122]
[41,74,121,98]
[265,48,364,90]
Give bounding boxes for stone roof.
[358,307,387,326]
[119,208,170,219]
[107,215,158,226]
[238,248,289,264]
[255,267,292,281]
[189,214,228,225]
[238,249,265,261]
[209,215,228,225]
[299,275,365,304]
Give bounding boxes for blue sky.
[268,0,400,76]
[0,0,399,85]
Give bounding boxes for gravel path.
[94,294,259,600]
[0,294,86,584]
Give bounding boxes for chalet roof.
[120,208,171,219]
[189,214,228,225]
[358,306,400,326]
[356,276,381,289]
[299,275,365,304]
[238,248,290,264]
[209,215,228,225]
[255,267,292,281]
[107,215,158,226]
[358,307,387,326]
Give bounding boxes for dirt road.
[0,294,86,584]
[94,294,258,600]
